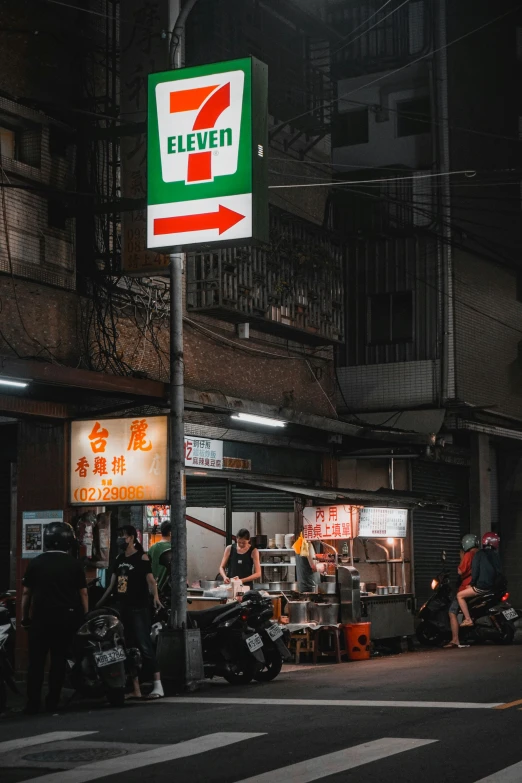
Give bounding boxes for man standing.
[148,521,172,594]
[22,522,87,714]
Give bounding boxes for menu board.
[359,507,408,538]
[22,510,64,558]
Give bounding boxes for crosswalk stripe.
[232,738,437,783]
[473,761,522,782]
[0,732,98,755]
[21,732,264,783]
[161,696,502,710]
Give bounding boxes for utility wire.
[269,169,476,190]
[330,0,412,58]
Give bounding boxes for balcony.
[186,207,345,346]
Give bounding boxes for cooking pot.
[252,535,268,550]
[309,602,339,624]
[388,586,401,594]
[366,582,377,593]
[268,582,299,592]
[200,580,223,590]
[255,583,270,590]
[286,600,310,624]
[322,575,336,583]
[318,581,337,595]
[376,586,389,596]
[316,594,338,604]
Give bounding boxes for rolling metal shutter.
[412,461,469,606]
[186,481,228,508]
[231,485,295,512]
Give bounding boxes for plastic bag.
[301,538,310,558]
[293,533,304,555]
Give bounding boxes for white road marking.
[162,696,502,710]
[232,738,437,783]
[0,732,97,755]
[474,761,522,782]
[21,732,264,783]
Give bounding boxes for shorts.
[449,598,460,615]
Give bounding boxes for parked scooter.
[0,604,17,713]
[67,608,141,707]
[417,551,518,646]
[241,590,291,681]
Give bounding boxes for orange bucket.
[343,622,371,661]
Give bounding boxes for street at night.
[3,647,522,783]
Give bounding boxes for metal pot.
[322,575,336,583]
[252,535,268,550]
[376,586,389,596]
[309,602,339,625]
[388,586,401,594]
[255,583,270,590]
[318,581,337,595]
[200,580,223,590]
[268,582,299,592]
[286,600,310,624]
[317,594,338,604]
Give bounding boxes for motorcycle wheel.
[223,660,257,685]
[416,623,444,647]
[106,687,125,707]
[498,623,515,645]
[253,649,283,682]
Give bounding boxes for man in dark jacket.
[22,522,87,714]
[457,531,502,627]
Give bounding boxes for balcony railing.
[186,207,345,345]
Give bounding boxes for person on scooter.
[21,522,88,714]
[97,526,164,700]
[444,533,479,648]
[457,532,503,627]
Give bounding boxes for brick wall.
[454,250,522,419]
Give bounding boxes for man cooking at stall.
[219,529,262,585]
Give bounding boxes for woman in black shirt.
[219,529,261,585]
[97,525,163,699]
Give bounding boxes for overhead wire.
[330,0,412,58]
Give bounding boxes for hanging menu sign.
[359,507,408,538]
[302,505,359,540]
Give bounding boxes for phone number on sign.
[73,485,153,503]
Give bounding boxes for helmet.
[461,533,479,552]
[482,531,500,550]
[44,522,76,552]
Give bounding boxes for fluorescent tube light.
[231,412,286,428]
[0,378,29,388]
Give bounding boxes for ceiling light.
[231,412,286,427]
[0,378,30,388]
[386,537,395,545]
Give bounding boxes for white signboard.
[359,507,408,538]
[303,505,358,540]
[184,437,223,470]
[71,416,168,505]
[22,510,64,558]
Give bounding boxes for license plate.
[246,633,263,653]
[267,624,283,641]
[94,647,126,668]
[503,608,518,621]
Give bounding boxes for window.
[369,291,413,344]
[333,108,369,147]
[396,96,431,137]
[0,126,16,159]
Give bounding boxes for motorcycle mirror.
[441,550,447,562]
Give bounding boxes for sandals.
[443,642,459,648]
[460,619,474,627]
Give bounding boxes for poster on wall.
[22,510,64,559]
[359,507,408,538]
[302,505,359,540]
[70,416,168,505]
[184,437,223,470]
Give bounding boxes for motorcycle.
[241,590,291,681]
[417,551,518,646]
[67,608,141,707]
[0,603,17,713]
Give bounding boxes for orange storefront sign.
[70,416,168,505]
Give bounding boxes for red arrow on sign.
[153,205,245,237]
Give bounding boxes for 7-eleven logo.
[155,71,245,186]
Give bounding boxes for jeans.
[119,606,157,680]
[27,623,76,710]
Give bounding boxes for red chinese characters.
[127,419,152,452]
[88,422,109,453]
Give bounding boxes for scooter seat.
[187,603,236,629]
[468,591,496,605]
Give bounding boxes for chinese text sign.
[302,505,359,540]
[358,507,408,538]
[71,416,168,505]
[184,437,223,470]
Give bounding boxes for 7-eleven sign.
[147,57,268,250]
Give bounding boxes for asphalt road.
[2,645,522,783]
